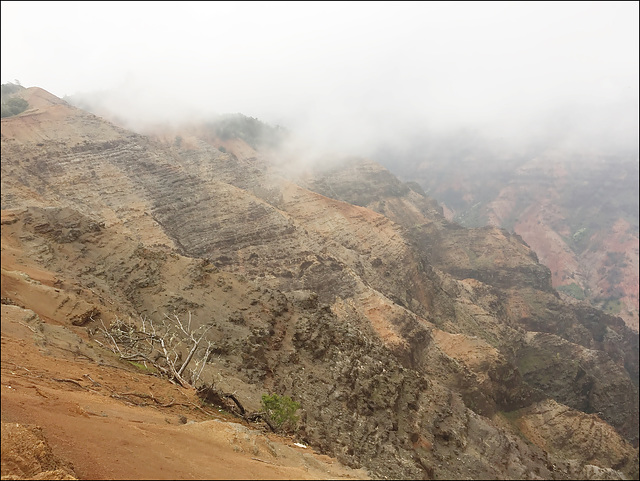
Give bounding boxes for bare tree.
[95,312,279,432]
[96,312,214,388]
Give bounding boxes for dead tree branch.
[94,312,215,389]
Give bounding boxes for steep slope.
[1,87,638,480]
[0,274,367,480]
[286,157,639,445]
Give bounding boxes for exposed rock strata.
[1,88,638,479]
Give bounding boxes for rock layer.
[1,87,638,479]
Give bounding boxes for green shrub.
[1,96,29,118]
[556,283,585,300]
[261,393,300,431]
[1,82,28,118]
[1,82,23,97]
[211,113,288,149]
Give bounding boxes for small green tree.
[1,82,28,118]
[1,97,28,118]
[1,81,23,97]
[261,393,300,431]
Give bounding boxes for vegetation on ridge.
[1,82,28,118]
[210,113,288,149]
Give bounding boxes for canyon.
[1,86,638,480]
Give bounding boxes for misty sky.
[2,1,638,155]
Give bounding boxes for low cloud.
[2,2,637,160]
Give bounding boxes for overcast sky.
[2,1,638,155]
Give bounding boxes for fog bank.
[2,2,638,158]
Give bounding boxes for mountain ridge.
[1,87,638,480]
[377,141,639,332]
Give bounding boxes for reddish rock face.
[392,150,639,332]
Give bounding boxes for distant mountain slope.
[375,140,639,332]
[2,87,638,479]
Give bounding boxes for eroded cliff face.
[389,149,639,332]
[1,88,638,479]
[288,157,639,447]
